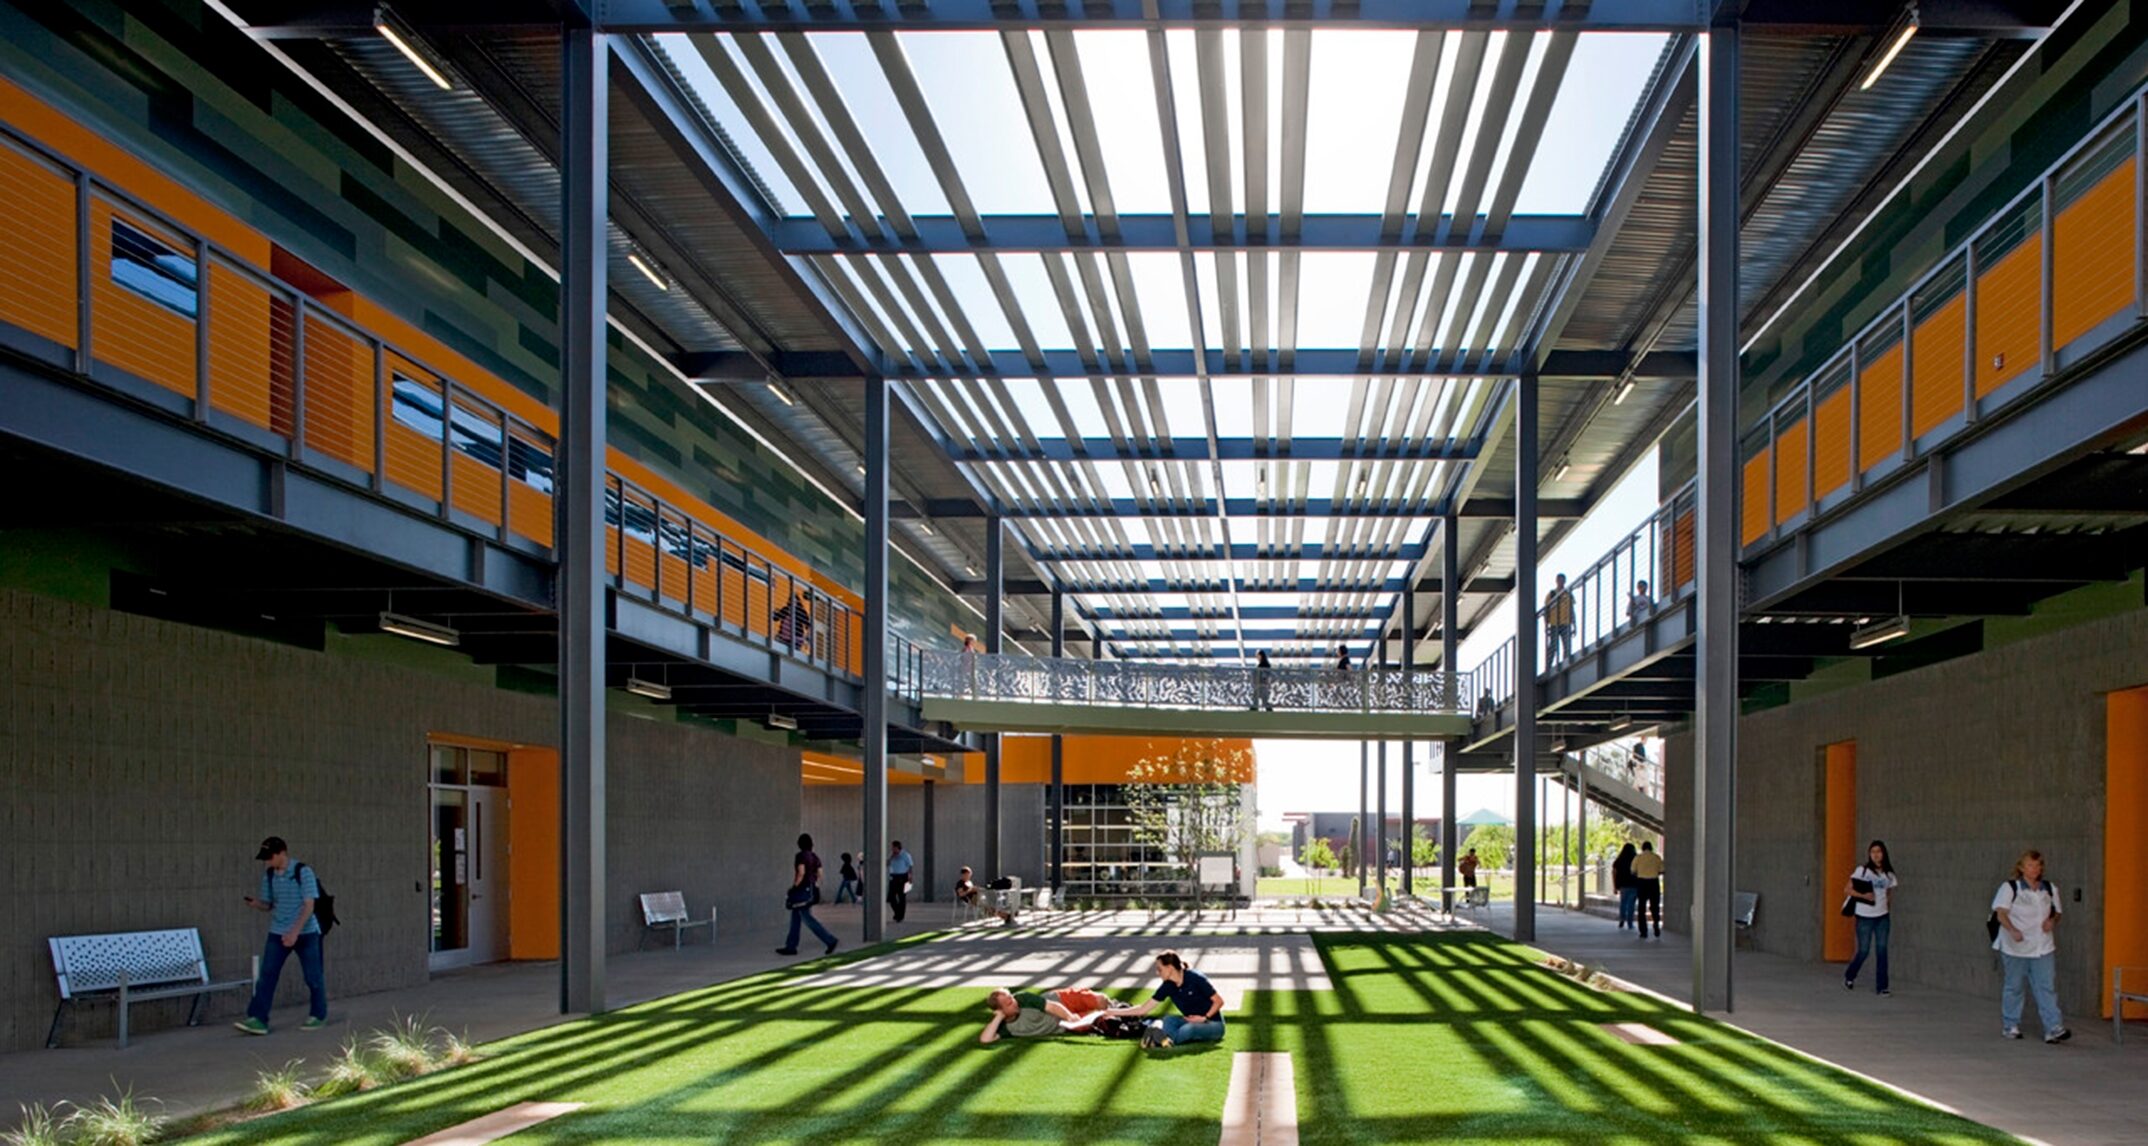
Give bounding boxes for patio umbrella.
[1457,808,1511,827]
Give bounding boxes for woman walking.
[1992,849,2069,1042]
[1842,840,1897,995]
[1612,843,1638,930]
[777,832,839,957]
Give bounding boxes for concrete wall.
[0,589,798,1051]
[801,782,1048,900]
[1662,605,2148,1018]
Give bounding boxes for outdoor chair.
[1732,891,1759,947]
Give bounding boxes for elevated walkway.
[1556,749,1664,834]
[917,653,1473,739]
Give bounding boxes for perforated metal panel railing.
[918,649,1465,715]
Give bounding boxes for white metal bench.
[638,892,715,950]
[1733,891,1760,947]
[47,928,256,1049]
[2114,966,2148,1044]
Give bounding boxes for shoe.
[1844,978,1855,991]
[1876,989,1890,997]
[2002,1027,2022,1039]
[2045,1028,2071,1044]
[824,939,839,956]
[775,948,799,956]
[233,1017,269,1036]
[299,1016,328,1030]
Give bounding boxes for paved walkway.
[1485,903,2148,1146]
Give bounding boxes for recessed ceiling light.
[374,18,453,91]
[1860,10,1920,91]
[625,250,669,291]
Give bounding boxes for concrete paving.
[1484,903,2148,1146]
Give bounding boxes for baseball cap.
[255,836,288,861]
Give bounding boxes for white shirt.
[1850,865,1895,918]
[1991,879,2062,957]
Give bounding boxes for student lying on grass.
[979,987,1118,1043]
[1099,950,1226,1048]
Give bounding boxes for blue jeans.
[247,932,326,1024]
[1617,886,1638,927]
[833,880,858,904]
[784,905,837,951]
[1154,1015,1225,1045]
[2001,952,2063,1033]
[1846,914,1889,991]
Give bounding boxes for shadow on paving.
[177,931,2021,1146]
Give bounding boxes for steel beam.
[1378,642,1390,895]
[1050,586,1065,892]
[1441,510,1460,912]
[1513,374,1539,944]
[1401,587,1415,895]
[1027,541,1431,563]
[861,376,890,944]
[1693,22,1740,1015]
[983,514,1003,881]
[684,348,1692,384]
[920,497,1585,521]
[771,213,1593,254]
[951,436,1479,463]
[558,24,607,1017]
[1358,739,1370,888]
[582,0,1746,33]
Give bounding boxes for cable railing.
[920,649,1466,715]
[1573,743,1664,805]
[1737,83,2148,555]
[0,116,899,688]
[1464,478,1700,712]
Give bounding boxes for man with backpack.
[235,835,329,1034]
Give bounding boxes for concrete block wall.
[1661,605,2148,1018]
[801,782,1048,902]
[0,589,799,1052]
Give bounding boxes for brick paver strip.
[402,1101,584,1145]
[1220,1051,1298,1146]
[1603,1021,1680,1045]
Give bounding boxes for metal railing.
[0,116,900,687]
[1574,743,1664,804]
[920,650,1466,714]
[1464,477,1699,712]
[1737,82,2148,555]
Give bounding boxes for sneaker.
[775,948,799,956]
[300,1016,328,1030]
[232,1017,269,1036]
[1876,989,1890,997]
[1844,978,1855,991]
[824,938,839,956]
[2044,1028,2071,1044]
[2002,1027,2022,1039]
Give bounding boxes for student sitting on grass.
[1100,950,1225,1048]
[978,987,1116,1043]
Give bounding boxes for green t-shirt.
[1004,992,1058,1038]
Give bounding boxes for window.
[507,434,554,494]
[110,217,198,318]
[391,374,446,437]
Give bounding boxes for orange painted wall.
[801,737,1256,787]
[1823,741,1858,963]
[2105,687,2148,1019]
[507,747,561,961]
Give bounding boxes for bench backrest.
[640,891,690,926]
[49,929,210,999]
[1733,891,1760,927]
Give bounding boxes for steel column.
[557,23,608,1016]
[1441,512,1460,912]
[922,778,937,902]
[1401,586,1415,896]
[1576,758,1589,908]
[983,514,1003,880]
[1377,641,1389,892]
[861,376,890,943]
[1513,375,1539,943]
[1694,20,1740,1014]
[1049,586,1066,892]
[1358,740,1369,887]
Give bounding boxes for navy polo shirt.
[1152,968,1222,1019]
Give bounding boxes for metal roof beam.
[951,437,1479,463]
[959,575,1514,595]
[1027,542,1431,562]
[582,1,1727,34]
[772,213,1593,255]
[681,348,1689,383]
[909,496,1584,520]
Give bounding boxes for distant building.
[1284,811,1443,870]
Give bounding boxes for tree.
[1121,740,1254,896]
[1411,835,1439,870]
[1302,836,1337,873]
[1337,814,1361,875]
[1462,824,1515,867]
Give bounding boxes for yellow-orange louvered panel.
[2053,156,2137,350]
[605,525,622,578]
[691,531,719,614]
[621,491,657,590]
[0,141,78,349]
[383,364,443,500]
[1774,419,1809,524]
[90,201,196,397]
[846,611,864,674]
[1812,387,1853,500]
[205,262,275,428]
[508,482,550,546]
[448,396,502,525]
[658,508,691,601]
[720,562,748,629]
[1742,448,1772,546]
[1910,294,1967,439]
[301,313,374,472]
[1672,509,1696,589]
[1858,343,1903,473]
[745,573,771,639]
[1975,237,2041,397]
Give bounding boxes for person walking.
[834,852,861,904]
[1992,849,2069,1043]
[1627,579,1652,627]
[1631,840,1664,938]
[1544,573,1576,665]
[886,839,914,923]
[1458,847,1480,889]
[1253,650,1273,711]
[1842,839,1898,995]
[233,836,327,1034]
[778,832,838,957]
[1611,842,1638,930]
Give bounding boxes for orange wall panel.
[1858,343,1903,473]
[1975,237,2041,397]
[0,140,78,349]
[507,483,551,545]
[450,452,502,525]
[1811,388,1852,500]
[89,200,196,397]
[2054,157,2137,350]
[2107,686,2148,1020]
[1823,741,1857,963]
[206,263,275,428]
[1773,420,1809,524]
[300,313,374,472]
[506,747,560,961]
[1741,448,1771,545]
[384,422,443,500]
[1910,294,1967,438]
[1672,510,1696,589]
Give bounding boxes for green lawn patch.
[179,933,2018,1145]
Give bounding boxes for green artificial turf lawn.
[185,933,2020,1145]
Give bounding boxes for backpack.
[1088,1014,1149,1041]
[1986,878,2044,943]
[292,862,340,937]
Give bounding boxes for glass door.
[428,744,510,971]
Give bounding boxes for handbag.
[1840,896,1858,918]
[784,885,815,910]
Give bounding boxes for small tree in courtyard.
[1302,836,1337,874]
[1122,740,1254,898]
[1411,835,1439,871]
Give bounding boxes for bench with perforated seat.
[638,891,715,950]
[47,928,257,1048]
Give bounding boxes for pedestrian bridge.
[915,652,1474,739]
